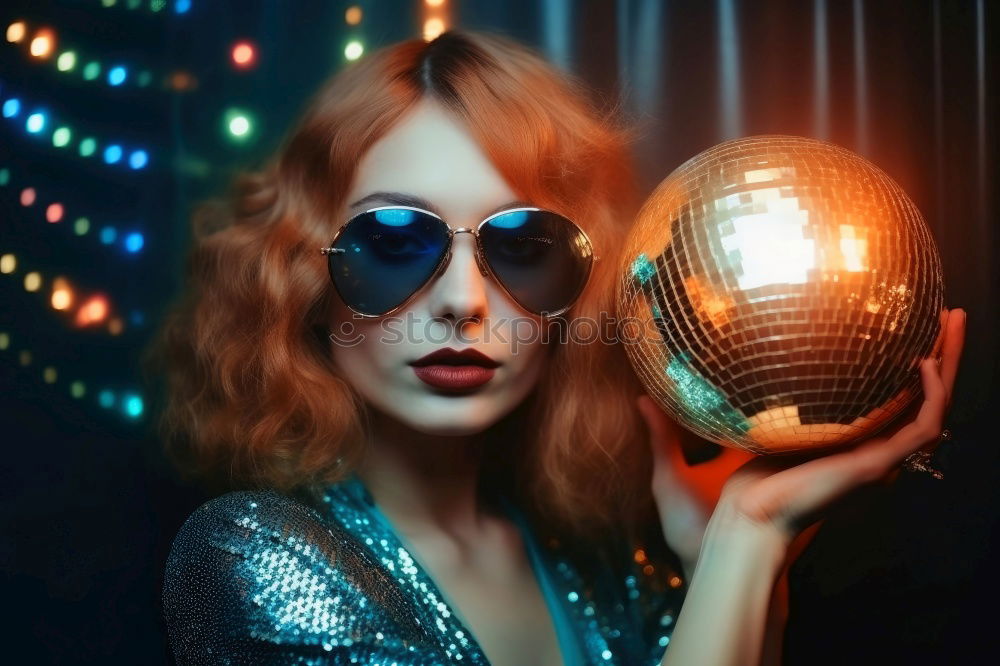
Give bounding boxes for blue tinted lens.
[479,210,593,314]
[328,208,449,315]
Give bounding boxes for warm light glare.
[426,0,446,7]
[46,203,64,223]
[345,6,362,25]
[344,40,364,61]
[76,295,109,326]
[232,42,255,67]
[30,30,55,58]
[6,21,26,43]
[0,254,16,274]
[51,281,73,310]
[423,18,445,41]
[24,271,42,292]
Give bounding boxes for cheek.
[328,314,389,382]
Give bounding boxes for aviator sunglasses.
[320,204,599,318]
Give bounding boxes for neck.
[355,408,496,541]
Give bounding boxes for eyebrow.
[348,191,535,219]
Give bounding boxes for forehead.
[346,98,519,219]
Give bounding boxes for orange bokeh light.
[46,202,64,223]
[29,29,55,58]
[231,41,255,68]
[75,295,109,326]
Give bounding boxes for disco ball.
[617,135,944,454]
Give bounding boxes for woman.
[153,29,965,666]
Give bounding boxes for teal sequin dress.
[163,473,687,665]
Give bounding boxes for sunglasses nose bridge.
[451,228,489,277]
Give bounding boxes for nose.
[425,230,489,324]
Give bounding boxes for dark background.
[1,1,997,663]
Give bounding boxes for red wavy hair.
[146,28,657,541]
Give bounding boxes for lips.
[409,347,501,369]
[409,347,500,392]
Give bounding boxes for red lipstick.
[409,347,500,392]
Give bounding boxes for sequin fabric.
[163,474,687,665]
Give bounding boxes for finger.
[862,358,947,472]
[637,395,669,464]
[939,308,966,403]
[931,307,949,360]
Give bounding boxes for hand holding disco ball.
[621,136,966,553]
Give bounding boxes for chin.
[392,399,509,437]
[399,411,499,437]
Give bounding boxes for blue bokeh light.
[2,99,20,118]
[124,231,144,253]
[103,144,123,164]
[26,112,46,133]
[128,150,148,169]
[108,66,127,86]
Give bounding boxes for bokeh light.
[224,108,254,141]
[26,112,46,133]
[24,271,42,292]
[98,389,115,408]
[6,21,27,44]
[108,66,127,86]
[46,203,64,223]
[79,137,97,157]
[20,187,36,206]
[29,30,55,59]
[57,51,76,71]
[0,254,16,273]
[124,232,144,253]
[423,18,445,41]
[344,40,364,61]
[3,98,21,118]
[128,150,148,169]
[51,277,73,310]
[231,41,255,68]
[103,144,122,164]
[123,393,144,418]
[345,6,362,25]
[76,295,109,326]
[52,126,71,147]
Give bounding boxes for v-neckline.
[333,472,586,666]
